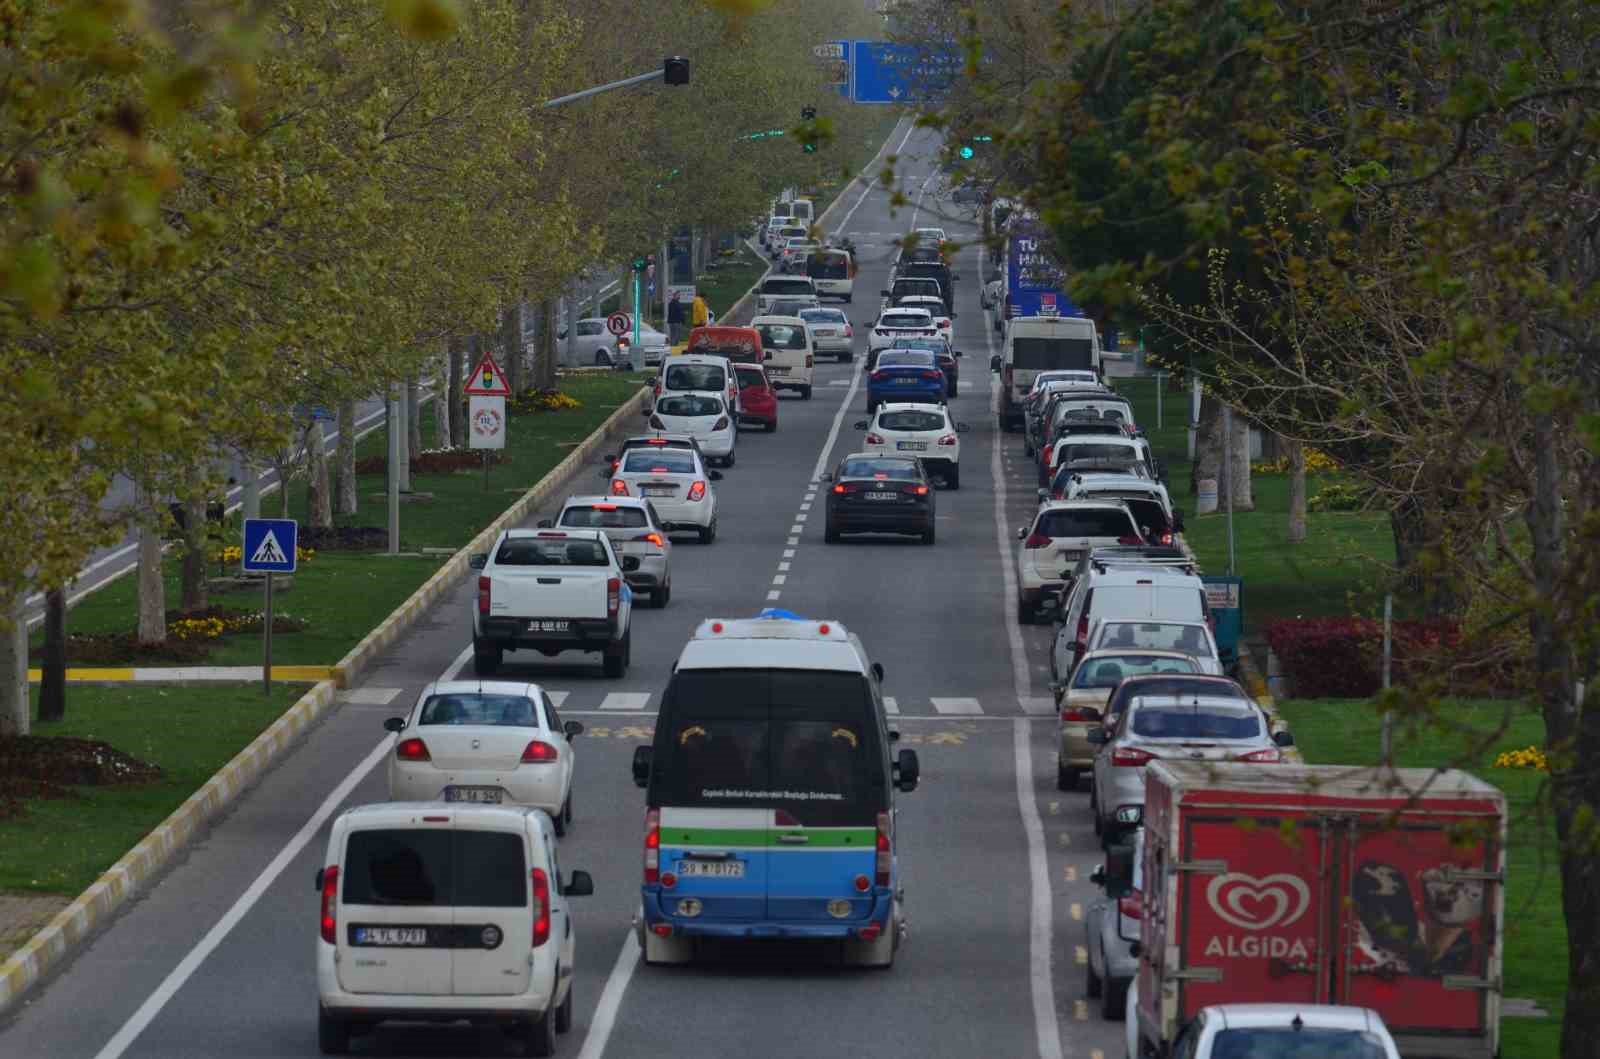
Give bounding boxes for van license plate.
[445,787,502,804]
[676,860,745,878]
[354,926,428,946]
[766,366,788,373]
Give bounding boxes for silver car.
[1086,828,1142,1020]
[1088,694,1292,841]
[799,306,854,361]
[546,495,674,607]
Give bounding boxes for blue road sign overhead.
[850,41,961,104]
[242,518,298,573]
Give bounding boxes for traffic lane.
[596,719,1040,1059]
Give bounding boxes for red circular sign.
[606,312,632,336]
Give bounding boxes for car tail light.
[477,575,491,615]
[865,432,885,445]
[1160,531,1174,545]
[687,480,707,501]
[844,325,853,337]
[606,577,620,619]
[1118,893,1144,920]
[319,866,339,944]
[832,482,854,494]
[1024,532,1051,549]
[870,371,888,382]
[648,414,665,429]
[1236,747,1283,763]
[1118,535,1144,545]
[1112,745,1158,767]
[938,319,950,329]
[646,437,668,445]
[634,532,665,547]
[1061,707,1101,722]
[396,737,430,762]
[937,434,957,446]
[1076,611,1090,648]
[713,416,730,431]
[875,811,892,887]
[643,808,660,884]
[908,484,929,496]
[521,740,559,763]
[920,370,940,381]
[610,479,629,496]
[805,354,813,368]
[531,868,551,946]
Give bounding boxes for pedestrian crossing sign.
[464,351,511,396]
[242,518,298,573]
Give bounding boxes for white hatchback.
[854,402,969,489]
[609,444,721,543]
[867,307,939,352]
[649,391,736,466]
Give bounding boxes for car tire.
[553,796,568,837]
[1103,978,1128,1021]
[602,630,629,678]
[921,523,936,545]
[799,385,813,400]
[698,517,717,544]
[1086,944,1104,998]
[765,418,777,433]
[843,294,852,304]
[1024,439,1034,457]
[866,398,878,414]
[825,522,840,543]
[724,448,736,467]
[946,466,960,490]
[840,351,853,363]
[564,789,574,828]
[651,583,667,608]
[525,994,557,1057]
[472,644,501,676]
[555,980,574,1034]
[317,1011,350,1056]
[1016,599,1033,625]
[595,350,611,368]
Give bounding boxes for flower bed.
[1265,616,1526,698]
[509,389,583,414]
[297,525,389,551]
[32,607,308,664]
[354,447,508,475]
[0,736,162,821]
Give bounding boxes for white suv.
[315,803,593,1056]
[1015,500,1143,623]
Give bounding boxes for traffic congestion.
[3,125,1502,1059]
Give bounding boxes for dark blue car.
[867,350,945,413]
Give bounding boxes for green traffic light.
[960,146,974,159]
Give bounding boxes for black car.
[822,454,937,545]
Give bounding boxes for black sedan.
[822,454,937,545]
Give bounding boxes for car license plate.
[897,441,928,451]
[526,619,569,633]
[816,329,837,336]
[896,378,915,385]
[354,926,428,946]
[445,786,503,804]
[865,491,897,501]
[642,485,676,496]
[676,860,745,878]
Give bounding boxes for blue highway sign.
[242,518,298,573]
[850,41,961,104]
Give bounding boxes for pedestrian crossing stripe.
[539,690,1046,716]
[249,530,288,566]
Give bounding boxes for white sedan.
[799,306,854,361]
[609,444,721,542]
[384,680,582,832]
[648,391,737,466]
[853,402,968,489]
[561,317,670,368]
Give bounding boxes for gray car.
[1086,829,1142,1020]
[800,306,853,361]
[545,495,674,608]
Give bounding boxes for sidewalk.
[26,666,333,684]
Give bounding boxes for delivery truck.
[1132,762,1505,1059]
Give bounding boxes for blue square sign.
[242,518,298,573]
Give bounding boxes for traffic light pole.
[631,272,643,372]
[542,57,689,109]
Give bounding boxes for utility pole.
[387,384,401,554]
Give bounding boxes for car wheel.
[698,517,717,544]
[843,294,852,304]
[602,630,629,678]
[825,522,840,543]
[564,788,574,827]
[1103,978,1128,1021]
[1057,762,1079,792]
[866,398,877,414]
[553,795,568,837]
[595,349,612,368]
[724,448,736,467]
[472,643,501,676]
[659,579,672,607]
[799,385,812,400]
[921,523,936,545]
[1016,599,1033,625]
[1086,943,1104,998]
[766,418,777,432]
[317,1011,350,1056]
[946,466,960,490]
[555,980,574,1034]
[1024,439,1034,457]
[525,993,557,1057]
[840,351,853,363]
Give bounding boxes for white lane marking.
[884,696,900,715]
[799,502,811,511]
[1014,717,1066,1059]
[766,589,782,601]
[984,245,1034,712]
[786,536,799,546]
[442,642,474,680]
[806,356,866,484]
[545,690,570,709]
[600,692,651,711]
[778,561,791,572]
[338,686,402,706]
[794,513,807,523]
[575,932,643,1059]
[771,574,787,586]
[1021,696,1056,715]
[828,379,851,386]
[782,548,796,558]
[822,117,912,237]
[790,523,804,534]
[930,696,983,715]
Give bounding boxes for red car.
[733,364,778,433]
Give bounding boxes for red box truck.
[1133,762,1505,1059]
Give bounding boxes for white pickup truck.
[468,528,635,678]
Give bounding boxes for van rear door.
[448,827,534,996]
[337,824,456,995]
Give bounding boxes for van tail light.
[477,575,491,615]
[1236,747,1283,763]
[805,354,813,368]
[634,532,666,548]
[865,432,885,445]
[644,808,661,884]
[844,325,854,337]
[1112,746,1158,767]
[1118,893,1144,920]
[1075,612,1090,649]
[319,866,339,944]
[1118,535,1144,545]
[937,434,958,446]
[610,479,629,496]
[648,414,665,429]
[395,737,430,762]
[521,740,559,763]
[687,480,707,501]
[1024,532,1051,549]
[713,416,730,431]
[1061,707,1101,722]
[531,868,551,947]
[606,577,621,619]
[875,811,892,887]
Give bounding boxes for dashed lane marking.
[884,696,899,714]
[339,686,402,705]
[599,692,651,711]
[778,561,791,572]
[772,574,787,585]
[931,696,982,715]
[767,589,782,601]
[1075,945,1088,965]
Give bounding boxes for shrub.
[1494,745,1548,771]
[354,448,506,475]
[1307,482,1373,511]
[1266,616,1525,698]
[1251,448,1340,475]
[509,388,582,415]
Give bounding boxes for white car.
[911,226,947,247]
[1087,617,1224,675]
[648,391,737,466]
[548,495,673,608]
[1168,1003,1403,1059]
[562,317,669,368]
[854,402,969,489]
[609,443,721,543]
[384,680,581,825]
[780,239,819,272]
[892,294,953,340]
[315,803,592,1056]
[799,306,854,361]
[1014,499,1144,624]
[866,306,939,352]
[769,224,807,257]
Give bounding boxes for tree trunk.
[435,348,452,450]
[537,300,558,390]
[448,335,466,449]
[335,398,358,516]
[503,303,524,396]
[137,514,166,643]
[1225,409,1254,512]
[1286,439,1307,544]
[1192,395,1223,509]
[406,378,422,461]
[179,494,208,612]
[306,421,333,529]
[0,594,27,737]
[39,588,66,723]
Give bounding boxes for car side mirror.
[954,350,965,358]
[1087,728,1108,745]
[1016,526,1028,540]
[468,553,488,570]
[564,720,585,739]
[1273,729,1296,747]
[621,556,641,572]
[708,469,724,481]
[989,355,1001,372]
[631,746,653,788]
[871,661,885,682]
[1036,488,1048,502]
[949,312,958,319]
[383,716,406,733]
[853,420,868,430]
[564,870,594,897]
[894,748,921,792]
[1089,864,1106,888]
[536,518,554,529]
[880,289,891,297]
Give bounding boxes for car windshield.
[894,281,941,297]
[419,693,541,726]
[1058,459,1148,482]
[657,393,723,417]
[1130,702,1261,740]
[890,339,942,353]
[664,364,727,392]
[839,457,919,480]
[621,450,697,474]
[560,504,648,529]
[756,323,807,350]
[1208,1027,1391,1059]
[877,409,946,432]
[1073,655,1199,688]
[880,313,929,329]
[1034,508,1137,538]
[800,309,846,325]
[494,537,609,566]
[762,278,813,295]
[877,351,934,368]
[734,368,769,390]
[1098,622,1214,656]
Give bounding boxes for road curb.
[0,386,647,1017]
[25,665,334,684]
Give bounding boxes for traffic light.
[959,145,974,159]
[663,56,690,85]
[801,105,816,120]
[631,256,648,273]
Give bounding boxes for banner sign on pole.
[468,396,507,450]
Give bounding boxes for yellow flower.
[1493,745,1548,771]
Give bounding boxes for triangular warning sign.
[249,530,288,566]
[464,351,511,396]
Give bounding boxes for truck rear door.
[487,534,611,621]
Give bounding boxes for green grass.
[43,374,642,666]
[1277,697,1563,1054]
[695,243,769,320]
[1,684,308,894]
[1116,376,1395,631]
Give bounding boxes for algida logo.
[1203,872,1314,960]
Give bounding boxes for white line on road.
[600,692,651,711]
[884,696,900,715]
[782,548,795,558]
[984,245,1034,711]
[771,574,787,585]
[574,933,643,1059]
[1014,718,1066,1059]
[827,119,916,238]
[778,561,791,572]
[931,696,983,715]
[766,589,781,601]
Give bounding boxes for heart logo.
[1206,872,1312,931]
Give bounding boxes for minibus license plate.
[676,860,745,878]
[355,926,428,946]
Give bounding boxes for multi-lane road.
[1,122,1124,1059]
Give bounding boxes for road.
[0,122,1124,1059]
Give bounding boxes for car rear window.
[621,450,696,474]
[1012,336,1096,371]
[877,350,934,368]
[1057,443,1138,464]
[800,308,847,325]
[877,409,946,431]
[664,364,727,392]
[880,313,929,329]
[807,253,849,279]
[840,457,919,480]
[756,323,807,350]
[420,692,541,726]
[762,278,813,295]
[1098,622,1213,655]
[735,367,769,390]
[1072,655,1200,688]
[343,830,526,907]
[495,537,609,566]
[1034,508,1137,538]
[657,393,722,417]
[1210,1028,1389,1058]
[561,504,649,529]
[1129,702,1261,740]
[1120,497,1172,532]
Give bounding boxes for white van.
[806,248,854,302]
[315,803,593,1055]
[997,315,1103,430]
[756,274,819,315]
[789,198,815,225]
[751,315,815,399]
[1050,563,1210,680]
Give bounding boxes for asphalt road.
[1,121,1123,1059]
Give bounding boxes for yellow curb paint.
[1064,865,1077,882]
[1075,945,1088,965]
[1074,999,1089,1021]
[1070,902,1082,921]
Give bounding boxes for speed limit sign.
[606,312,632,337]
